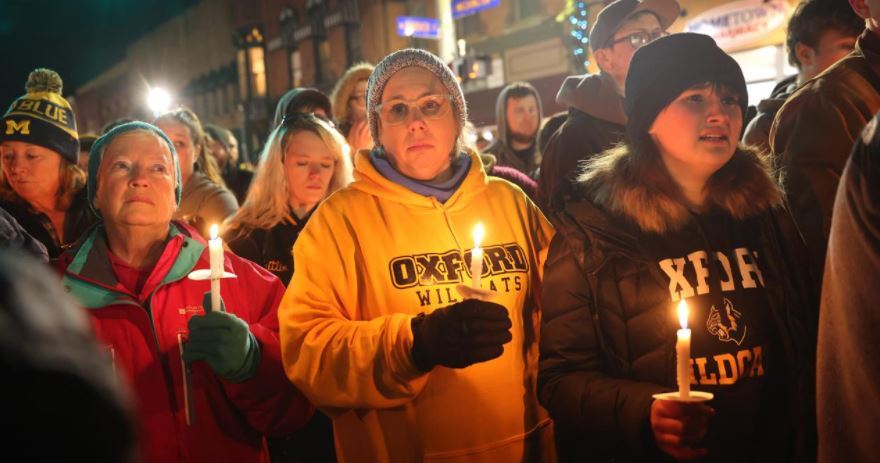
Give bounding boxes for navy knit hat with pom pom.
[1,68,79,164]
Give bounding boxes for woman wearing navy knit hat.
[0,68,96,258]
[539,33,817,461]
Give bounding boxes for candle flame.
[472,222,485,248]
[210,224,219,240]
[677,299,689,329]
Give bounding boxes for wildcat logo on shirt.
[389,243,529,306]
[659,248,765,386]
[689,298,762,387]
[707,298,747,345]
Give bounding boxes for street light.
[147,87,172,116]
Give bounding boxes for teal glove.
[183,292,261,382]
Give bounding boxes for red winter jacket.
[59,222,313,463]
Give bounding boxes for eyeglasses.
[375,94,452,126]
[608,30,669,49]
[348,93,367,108]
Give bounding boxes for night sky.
[0,0,199,115]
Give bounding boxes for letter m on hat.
[5,120,30,135]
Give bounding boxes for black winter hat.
[1,68,79,164]
[624,33,748,141]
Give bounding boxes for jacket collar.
[574,145,782,234]
[63,221,206,308]
[350,148,489,210]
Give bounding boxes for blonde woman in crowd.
[224,113,352,286]
[154,107,238,238]
[330,62,375,155]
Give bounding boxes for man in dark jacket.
[538,0,680,216]
[483,81,543,178]
[817,112,880,463]
[743,0,863,153]
[770,0,880,279]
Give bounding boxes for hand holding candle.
[676,299,691,399]
[470,223,485,289]
[653,298,711,404]
[208,224,224,313]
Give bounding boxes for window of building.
[516,0,541,20]
[290,49,303,88]
[460,13,483,37]
[236,27,267,99]
[729,45,797,106]
[248,46,267,97]
[317,39,331,83]
[236,49,248,99]
[345,25,362,64]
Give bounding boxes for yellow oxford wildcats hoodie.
[279,149,555,463]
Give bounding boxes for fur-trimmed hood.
[575,144,783,234]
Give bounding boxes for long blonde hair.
[154,107,226,187]
[223,115,352,236]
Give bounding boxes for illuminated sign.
[685,0,789,50]
[397,16,440,40]
[452,0,501,19]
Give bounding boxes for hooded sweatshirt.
[742,75,798,155]
[538,72,628,216]
[484,85,544,178]
[278,149,555,463]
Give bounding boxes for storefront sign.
[452,0,500,19]
[685,0,789,50]
[397,16,441,40]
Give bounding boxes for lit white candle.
[470,223,485,289]
[208,224,224,312]
[676,299,691,399]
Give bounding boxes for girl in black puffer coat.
[538,33,817,463]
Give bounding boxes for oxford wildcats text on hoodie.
[278,149,555,463]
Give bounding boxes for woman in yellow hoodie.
[278,48,555,462]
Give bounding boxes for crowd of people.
[1,0,878,462]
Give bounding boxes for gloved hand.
[410,298,513,371]
[183,292,261,382]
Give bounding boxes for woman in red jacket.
[59,121,313,463]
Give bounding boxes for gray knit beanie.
[367,48,467,145]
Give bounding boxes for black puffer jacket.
[538,145,817,462]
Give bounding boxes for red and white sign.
[685,0,790,50]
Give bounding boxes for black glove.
[410,299,513,372]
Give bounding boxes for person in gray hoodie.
[483,81,544,179]
[538,0,679,216]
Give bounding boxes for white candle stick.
[208,224,224,313]
[676,299,691,399]
[471,222,485,289]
